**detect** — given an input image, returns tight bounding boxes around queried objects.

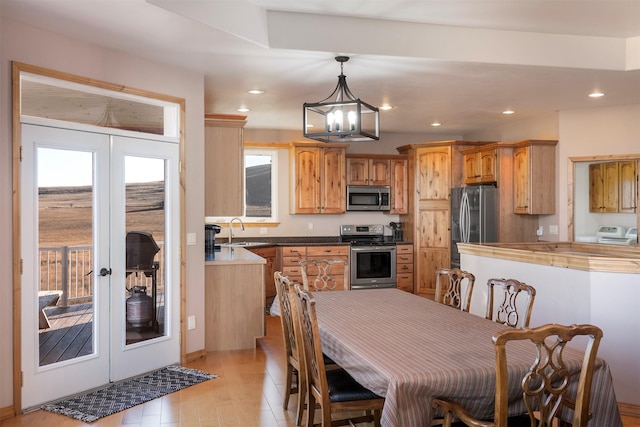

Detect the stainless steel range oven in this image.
[340,224,397,289]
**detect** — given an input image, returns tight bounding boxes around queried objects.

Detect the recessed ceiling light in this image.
[502,110,515,115]
[237,107,250,113]
[248,89,264,95]
[431,122,442,127]
[589,91,605,98]
[380,104,393,111]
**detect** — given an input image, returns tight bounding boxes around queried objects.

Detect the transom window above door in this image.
[20,72,180,138]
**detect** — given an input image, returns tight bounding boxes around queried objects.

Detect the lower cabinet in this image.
[249,246,277,299]
[278,245,350,290]
[396,243,414,292]
[306,246,349,291]
[280,246,307,285]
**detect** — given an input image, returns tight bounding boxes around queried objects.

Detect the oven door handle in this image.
[350,245,397,253]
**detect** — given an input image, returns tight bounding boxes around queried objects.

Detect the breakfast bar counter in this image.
[458,241,640,273]
[457,242,640,410]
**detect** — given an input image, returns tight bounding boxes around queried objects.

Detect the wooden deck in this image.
[39,303,93,366]
[39,298,165,366]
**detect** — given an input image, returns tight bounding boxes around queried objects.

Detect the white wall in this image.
[0,18,206,409]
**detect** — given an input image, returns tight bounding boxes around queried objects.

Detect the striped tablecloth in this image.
[312,288,622,427]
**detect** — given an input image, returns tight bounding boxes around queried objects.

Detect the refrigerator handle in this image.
[478,186,484,243]
[460,190,470,243]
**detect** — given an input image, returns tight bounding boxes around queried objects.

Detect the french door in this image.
[20,124,180,409]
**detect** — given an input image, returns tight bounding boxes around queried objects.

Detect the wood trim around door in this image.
[11,61,187,415]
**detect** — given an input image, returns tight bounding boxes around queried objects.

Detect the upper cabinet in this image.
[513,140,558,215]
[589,160,637,213]
[463,148,497,184]
[290,142,347,214]
[619,161,638,213]
[346,156,391,185]
[204,114,246,217]
[390,158,409,214]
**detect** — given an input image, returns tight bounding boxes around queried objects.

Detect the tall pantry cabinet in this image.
[397,141,484,299]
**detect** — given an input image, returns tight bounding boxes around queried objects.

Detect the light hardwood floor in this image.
[2,315,639,427]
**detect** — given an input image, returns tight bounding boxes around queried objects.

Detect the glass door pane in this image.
[37,147,95,365]
[124,156,166,344]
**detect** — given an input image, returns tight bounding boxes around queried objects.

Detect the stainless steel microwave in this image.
[346,185,391,211]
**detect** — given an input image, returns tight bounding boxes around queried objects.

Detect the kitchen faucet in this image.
[229,217,245,244]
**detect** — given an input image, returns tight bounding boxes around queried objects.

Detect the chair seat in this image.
[326,368,382,402]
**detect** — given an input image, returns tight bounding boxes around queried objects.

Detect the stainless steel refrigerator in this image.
[451,185,499,268]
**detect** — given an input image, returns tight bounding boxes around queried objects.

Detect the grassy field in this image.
[38,181,166,298]
[39,181,166,247]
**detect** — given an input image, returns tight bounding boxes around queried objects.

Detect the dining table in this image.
[311,288,622,427]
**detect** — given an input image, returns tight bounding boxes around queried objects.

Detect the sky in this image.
[38,147,165,187]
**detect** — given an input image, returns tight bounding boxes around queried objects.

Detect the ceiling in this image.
[3,0,640,137]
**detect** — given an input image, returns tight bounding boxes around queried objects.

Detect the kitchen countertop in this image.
[205,246,266,265]
[458,241,640,273]
[219,236,409,247]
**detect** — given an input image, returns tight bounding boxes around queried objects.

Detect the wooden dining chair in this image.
[273,271,306,425]
[485,278,536,328]
[434,268,476,312]
[300,258,350,291]
[291,284,385,427]
[432,323,603,427]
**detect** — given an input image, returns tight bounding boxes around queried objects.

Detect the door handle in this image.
[99,268,112,277]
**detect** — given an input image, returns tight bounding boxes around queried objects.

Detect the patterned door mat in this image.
[41,366,218,422]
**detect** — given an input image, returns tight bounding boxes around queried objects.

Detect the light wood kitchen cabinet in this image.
[290,142,347,214]
[306,245,349,290]
[279,246,306,284]
[277,245,350,290]
[204,114,246,217]
[396,243,414,292]
[463,148,497,184]
[619,160,637,213]
[390,158,409,214]
[346,156,391,185]
[513,140,558,215]
[249,246,277,299]
[589,162,619,213]
[589,160,638,213]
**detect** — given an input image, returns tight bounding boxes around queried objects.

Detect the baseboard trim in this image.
[619,402,640,418]
[186,349,207,363]
[0,405,15,421]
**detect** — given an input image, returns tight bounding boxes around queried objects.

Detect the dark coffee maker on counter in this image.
[205,224,221,259]
[389,222,403,242]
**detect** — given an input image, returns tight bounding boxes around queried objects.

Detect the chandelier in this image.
[303,56,380,142]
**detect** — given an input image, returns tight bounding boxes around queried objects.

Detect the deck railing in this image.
[39,243,165,306]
